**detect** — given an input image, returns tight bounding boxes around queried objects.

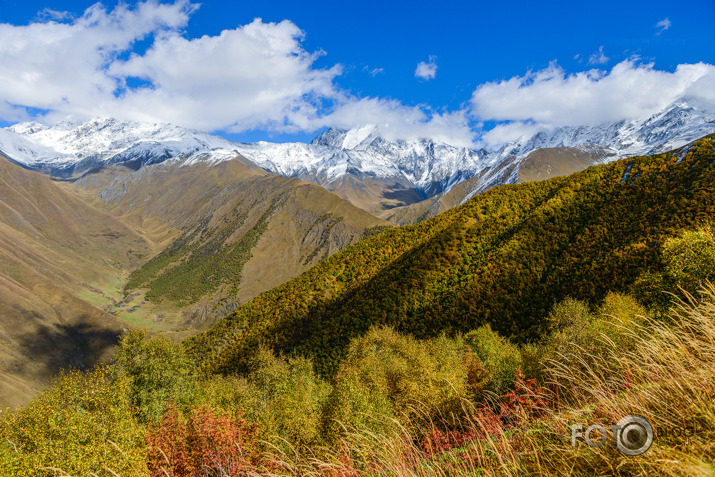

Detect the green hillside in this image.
[190,134,715,376]
[76,158,390,330]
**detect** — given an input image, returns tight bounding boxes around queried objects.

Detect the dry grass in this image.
[252,286,715,476]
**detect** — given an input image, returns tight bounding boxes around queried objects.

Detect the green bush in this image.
[596,292,646,350]
[663,227,715,296]
[465,325,522,395]
[541,294,646,396]
[324,327,478,439]
[197,346,330,448]
[114,330,197,423]
[0,367,146,477]
[633,227,715,313]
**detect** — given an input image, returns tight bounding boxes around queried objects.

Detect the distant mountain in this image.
[234,127,490,216]
[387,98,715,223]
[1,98,713,222]
[190,134,715,377]
[1,118,241,176]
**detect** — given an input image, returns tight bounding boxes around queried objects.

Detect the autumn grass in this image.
[4,286,715,476]
[257,286,715,476]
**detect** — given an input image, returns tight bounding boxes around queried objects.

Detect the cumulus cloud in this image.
[0,1,196,122]
[588,46,609,65]
[471,60,715,146]
[109,17,342,132]
[0,2,473,145]
[317,97,474,147]
[415,56,438,80]
[656,17,671,34]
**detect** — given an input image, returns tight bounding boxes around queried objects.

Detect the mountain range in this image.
[2,97,714,221]
[0,96,714,408]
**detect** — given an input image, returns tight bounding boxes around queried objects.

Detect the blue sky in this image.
[0,0,713,147]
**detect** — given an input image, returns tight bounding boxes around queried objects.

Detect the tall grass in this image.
[4,288,715,476]
[256,286,715,476]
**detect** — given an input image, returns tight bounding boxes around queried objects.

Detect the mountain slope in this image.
[2,98,713,225]
[73,157,391,329]
[189,134,715,376]
[0,154,157,408]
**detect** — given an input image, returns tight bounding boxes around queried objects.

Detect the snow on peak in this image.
[1,117,240,172]
[1,97,713,199]
[341,125,379,149]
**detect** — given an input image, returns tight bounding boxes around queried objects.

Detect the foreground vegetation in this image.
[1,234,714,474]
[2,136,715,475]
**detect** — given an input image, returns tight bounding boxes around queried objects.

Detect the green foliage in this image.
[0,367,146,477]
[541,293,646,390]
[596,291,646,349]
[633,227,715,312]
[465,325,522,395]
[663,227,715,294]
[190,135,715,378]
[324,327,479,438]
[127,204,275,305]
[361,224,392,240]
[197,347,331,448]
[114,330,197,423]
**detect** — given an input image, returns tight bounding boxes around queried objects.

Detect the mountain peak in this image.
[310,125,380,150]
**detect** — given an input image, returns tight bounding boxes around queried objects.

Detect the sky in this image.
[0,0,714,148]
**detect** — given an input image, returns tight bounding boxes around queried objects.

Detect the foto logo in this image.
[571,415,654,456]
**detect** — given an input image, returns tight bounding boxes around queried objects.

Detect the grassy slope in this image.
[0,155,157,408]
[74,157,391,330]
[385,146,605,225]
[190,135,715,376]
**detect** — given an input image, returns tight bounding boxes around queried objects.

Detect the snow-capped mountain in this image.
[234,126,490,196]
[493,98,715,162]
[0,117,241,176]
[1,98,713,217]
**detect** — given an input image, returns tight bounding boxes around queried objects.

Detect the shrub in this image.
[633,227,715,313]
[146,404,260,476]
[324,327,478,439]
[663,227,715,296]
[114,329,197,423]
[465,325,523,395]
[247,347,331,447]
[0,367,146,477]
[197,346,331,448]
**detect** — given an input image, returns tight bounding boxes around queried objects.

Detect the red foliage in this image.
[420,368,548,457]
[146,404,260,476]
[498,368,547,426]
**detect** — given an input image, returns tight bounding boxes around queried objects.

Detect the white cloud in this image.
[363,66,384,76]
[588,46,609,65]
[656,17,671,34]
[0,2,473,145]
[0,1,196,122]
[415,56,438,80]
[109,18,342,132]
[471,60,715,146]
[37,8,75,21]
[317,97,475,147]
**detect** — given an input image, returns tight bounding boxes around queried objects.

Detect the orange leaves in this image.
[146,405,260,477]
